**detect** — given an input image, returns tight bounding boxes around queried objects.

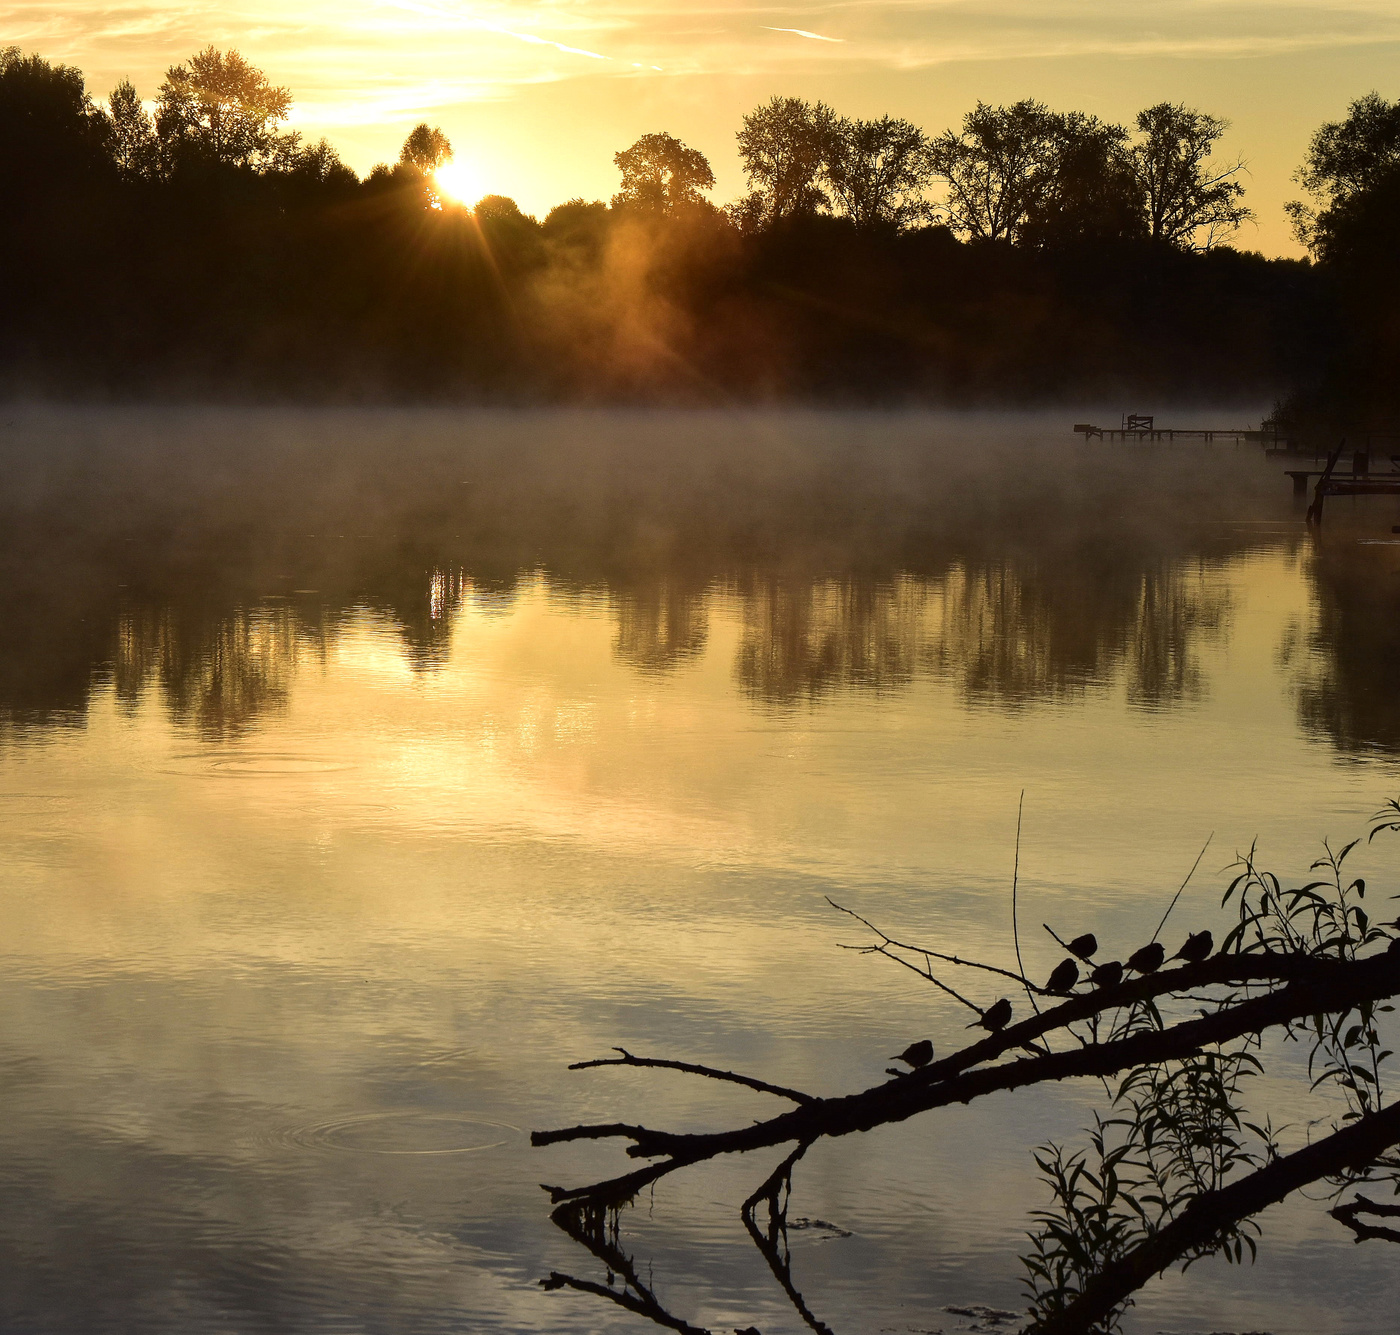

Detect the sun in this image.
[433,161,480,208]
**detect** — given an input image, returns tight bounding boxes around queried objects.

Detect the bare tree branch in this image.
[567,1047,815,1105]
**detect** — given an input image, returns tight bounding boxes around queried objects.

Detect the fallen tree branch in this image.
[534,946,1400,1200]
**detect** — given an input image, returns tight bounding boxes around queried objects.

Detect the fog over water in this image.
[1,408,1399,1334]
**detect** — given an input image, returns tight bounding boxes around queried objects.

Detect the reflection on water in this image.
[1,408,1399,1335]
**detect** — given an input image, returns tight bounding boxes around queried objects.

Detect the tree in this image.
[0,46,111,182]
[1130,103,1252,250]
[611,131,714,215]
[399,122,452,174]
[106,80,156,179]
[733,96,837,228]
[821,115,933,230]
[1020,113,1145,247]
[927,99,1065,243]
[1287,92,1400,260]
[287,137,357,190]
[155,47,297,172]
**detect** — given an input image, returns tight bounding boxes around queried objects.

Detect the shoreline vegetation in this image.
[1,46,1395,417]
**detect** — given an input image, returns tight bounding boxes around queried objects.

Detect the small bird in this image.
[968,997,1013,1032]
[1044,959,1079,994]
[1090,959,1124,988]
[1126,942,1166,974]
[890,1039,934,1068]
[1067,933,1099,961]
[1171,930,1214,964]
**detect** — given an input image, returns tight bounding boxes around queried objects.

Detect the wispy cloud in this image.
[761,26,844,42]
[393,0,610,60]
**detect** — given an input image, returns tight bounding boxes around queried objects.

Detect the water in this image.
[1,407,1398,1334]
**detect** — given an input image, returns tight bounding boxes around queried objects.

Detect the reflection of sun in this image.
[433,162,479,207]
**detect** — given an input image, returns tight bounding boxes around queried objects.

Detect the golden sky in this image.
[10,0,1400,253]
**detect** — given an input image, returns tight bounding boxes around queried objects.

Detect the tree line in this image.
[1,43,1395,407]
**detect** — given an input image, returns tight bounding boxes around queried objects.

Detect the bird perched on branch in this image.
[968,997,1013,1032]
[1090,960,1124,988]
[1126,942,1166,974]
[1044,959,1079,995]
[1067,933,1098,960]
[890,1039,934,1069]
[1171,930,1214,963]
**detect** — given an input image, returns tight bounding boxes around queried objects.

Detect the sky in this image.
[9,0,1400,254]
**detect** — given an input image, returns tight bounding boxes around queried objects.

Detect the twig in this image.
[568,1048,815,1105]
[1152,833,1214,945]
[828,899,1032,991]
[1012,791,1040,1016]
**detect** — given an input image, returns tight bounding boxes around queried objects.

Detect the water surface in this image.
[2,408,1399,1334]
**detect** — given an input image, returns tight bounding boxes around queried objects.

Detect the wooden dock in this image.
[1073,417,1275,445]
[1303,446,1400,525]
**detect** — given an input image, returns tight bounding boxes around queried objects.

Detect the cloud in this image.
[761,26,845,42]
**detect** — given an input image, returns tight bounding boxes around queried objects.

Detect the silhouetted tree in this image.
[542,198,610,253]
[105,79,156,178]
[1021,114,1145,247]
[733,95,836,229]
[821,114,933,230]
[155,46,297,172]
[926,99,1064,242]
[612,131,714,214]
[400,122,452,173]
[0,46,111,182]
[1288,91,1400,264]
[1130,103,1252,249]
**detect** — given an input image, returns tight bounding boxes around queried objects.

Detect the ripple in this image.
[161,752,356,777]
[274,1112,519,1155]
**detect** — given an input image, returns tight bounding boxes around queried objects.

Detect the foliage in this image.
[1021,807,1400,1331]
[1130,103,1253,250]
[733,96,837,228]
[926,99,1064,243]
[612,132,715,214]
[154,46,297,172]
[820,115,933,230]
[400,122,452,174]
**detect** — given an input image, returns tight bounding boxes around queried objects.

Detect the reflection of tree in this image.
[612,581,708,673]
[734,576,925,705]
[1124,565,1231,709]
[377,566,466,672]
[727,561,1230,712]
[1285,549,1400,751]
[114,604,311,738]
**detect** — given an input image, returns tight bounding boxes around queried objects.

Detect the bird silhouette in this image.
[1171,930,1214,963]
[1044,959,1079,994]
[1067,933,1098,960]
[1126,942,1166,974]
[890,1039,934,1068]
[1090,959,1124,988]
[968,997,1013,1031]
